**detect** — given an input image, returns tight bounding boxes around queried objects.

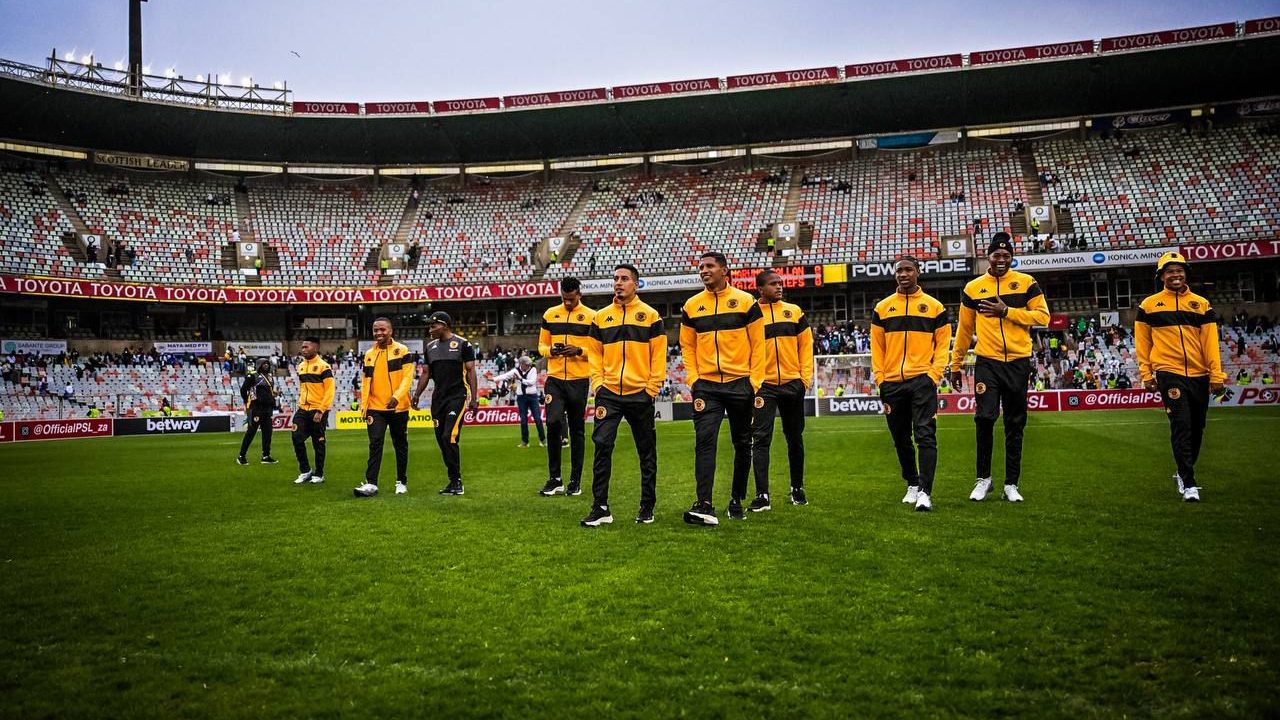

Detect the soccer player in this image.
[750,269,813,510]
[291,337,334,485]
[680,251,766,525]
[237,358,278,465]
[354,317,414,498]
[950,233,1050,502]
[1135,252,1225,502]
[411,311,479,496]
[871,257,951,512]
[538,277,595,497]
[580,264,666,527]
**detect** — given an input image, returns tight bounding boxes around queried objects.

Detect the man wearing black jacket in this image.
[238,358,279,465]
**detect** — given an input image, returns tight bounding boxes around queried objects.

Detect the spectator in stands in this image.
[1263,372,1273,385]
[185,247,195,264]
[63,382,73,400]
[85,237,98,262]
[1236,369,1250,386]
[1029,216,1041,240]
[410,188,420,208]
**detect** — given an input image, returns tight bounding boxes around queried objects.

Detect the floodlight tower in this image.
[127,0,147,96]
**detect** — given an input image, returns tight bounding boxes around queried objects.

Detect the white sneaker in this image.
[1173,473,1184,495]
[969,478,992,501]
[309,475,325,484]
[915,492,932,512]
[1183,486,1200,502]
[294,472,312,485]
[1003,485,1024,502]
[353,483,378,497]
[396,482,407,495]
[902,486,920,504]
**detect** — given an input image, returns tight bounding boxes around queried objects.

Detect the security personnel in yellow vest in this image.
[950,233,1050,503]
[680,251,767,525]
[1135,252,1225,502]
[580,264,667,527]
[871,257,952,512]
[538,276,596,497]
[292,336,334,486]
[749,269,814,511]
[354,317,414,498]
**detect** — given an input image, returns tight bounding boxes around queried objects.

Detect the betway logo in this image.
[828,397,883,414]
[146,418,201,433]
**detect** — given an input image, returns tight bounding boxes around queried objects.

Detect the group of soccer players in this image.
[240,233,1225,519]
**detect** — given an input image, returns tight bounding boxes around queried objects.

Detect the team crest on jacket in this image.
[727,298,738,309]
[883,403,892,415]
[577,313,585,321]
[975,382,987,394]
[1167,387,1182,400]
[449,340,459,349]
[693,398,706,412]
[753,396,765,409]
[635,311,646,321]
[1009,281,1020,290]
[1189,301,1200,310]
[918,303,928,313]
[783,309,792,319]
[544,394,554,405]
[595,406,607,419]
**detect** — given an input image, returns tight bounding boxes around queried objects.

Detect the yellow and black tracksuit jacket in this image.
[1135,288,1225,384]
[361,341,414,413]
[297,355,335,412]
[871,289,952,384]
[539,302,596,381]
[758,300,814,389]
[588,297,668,397]
[951,270,1050,367]
[679,286,766,391]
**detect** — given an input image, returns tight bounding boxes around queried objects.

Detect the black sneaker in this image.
[581,505,613,527]
[566,480,582,496]
[236,456,248,466]
[727,498,746,520]
[790,487,808,506]
[635,505,655,524]
[748,494,772,513]
[539,479,564,496]
[261,456,279,465]
[439,480,465,495]
[683,500,719,526]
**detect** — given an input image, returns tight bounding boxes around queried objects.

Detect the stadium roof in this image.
[2,34,1279,167]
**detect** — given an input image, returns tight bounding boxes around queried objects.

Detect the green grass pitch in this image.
[1,409,1277,719]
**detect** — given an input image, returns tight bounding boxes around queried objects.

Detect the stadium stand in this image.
[0,166,84,279]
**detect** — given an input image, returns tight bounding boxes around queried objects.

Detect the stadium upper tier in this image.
[3,121,1278,286]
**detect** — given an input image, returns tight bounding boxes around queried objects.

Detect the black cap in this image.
[428,311,452,327]
[987,232,1014,256]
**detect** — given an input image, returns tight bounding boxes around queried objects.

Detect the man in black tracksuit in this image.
[238,358,278,465]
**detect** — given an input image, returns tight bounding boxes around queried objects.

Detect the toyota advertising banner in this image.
[114,416,232,436]
[13,418,113,442]
[1100,22,1237,52]
[1179,239,1280,263]
[968,40,1092,66]
[611,78,719,101]
[845,54,962,79]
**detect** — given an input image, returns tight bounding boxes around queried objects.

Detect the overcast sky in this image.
[1,0,1276,101]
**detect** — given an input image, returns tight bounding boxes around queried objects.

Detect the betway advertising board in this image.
[824,389,1165,416]
[1008,247,1176,272]
[114,416,232,435]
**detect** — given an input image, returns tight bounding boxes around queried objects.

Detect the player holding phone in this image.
[537,277,596,497]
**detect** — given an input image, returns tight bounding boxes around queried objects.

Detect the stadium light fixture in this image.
[195,74,204,83]
[64,50,76,61]
[272,81,283,90]
[113,60,125,71]
[241,76,251,87]
[218,73,230,85]
[81,54,92,64]
[165,67,176,79]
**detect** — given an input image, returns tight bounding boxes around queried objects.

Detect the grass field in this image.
[2,408,1278,719]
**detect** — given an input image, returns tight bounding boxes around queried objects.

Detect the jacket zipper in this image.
[899,293,911,381]
[996,276,1008,362]
[713,291,723,382]
[1175,291,1189,376]
[770,303,782,385]
[617,302,628,395]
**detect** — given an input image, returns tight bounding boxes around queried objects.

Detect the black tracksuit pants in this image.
[1157,372,1209,489]
[692,378,754,503]
[973,356,1031,486]
[546,377,589,484]
[751,379,806,495]
[880,374,939,494]
[591,388,657,509]
[239,403,273,458]
[292,409,328,475]
[433,395,467,483]
[365,410,409,485]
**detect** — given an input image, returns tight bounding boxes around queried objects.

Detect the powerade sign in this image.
[114,416,233,435]
[847,258,971,281]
